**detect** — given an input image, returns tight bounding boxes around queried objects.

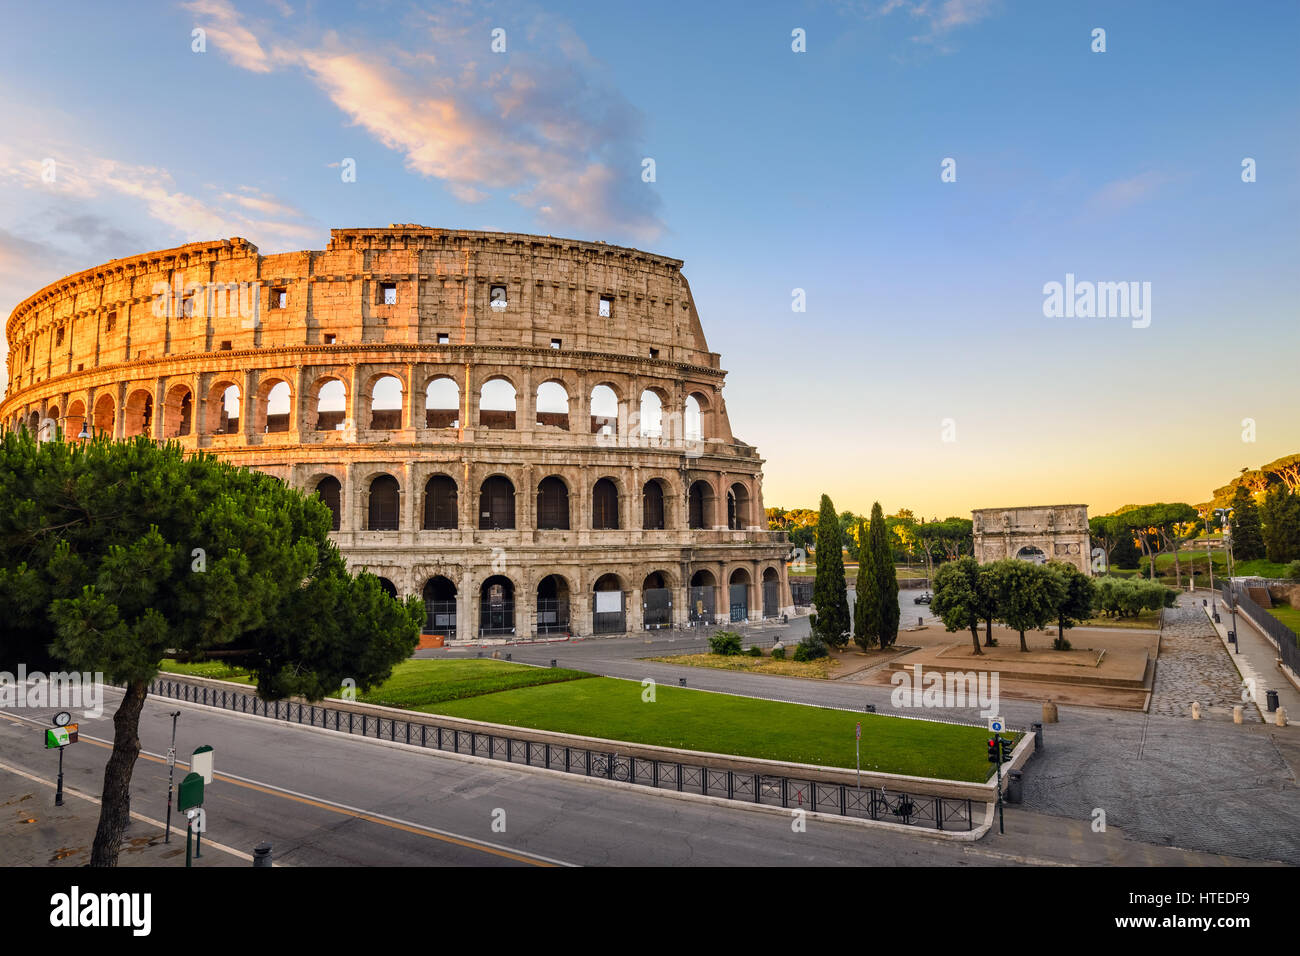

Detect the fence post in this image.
[781,777,788,808]
[754,774,761,803]
[811,782,817,813]
[727,770,734,800]
[937,797,944,830]
[677,763,684,792]
[565,746,571,773]
[840,784,846,816]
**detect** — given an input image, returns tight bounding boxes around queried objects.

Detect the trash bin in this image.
[1006,770,1024,804]
[1266,689,1280,712]
[1031,722,1043,750]
[253,843,273,868]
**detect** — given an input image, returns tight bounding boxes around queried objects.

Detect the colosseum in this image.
[1,225,792,643]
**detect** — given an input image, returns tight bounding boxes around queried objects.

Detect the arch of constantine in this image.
[2,226,793,642]
[971,505,1091,573]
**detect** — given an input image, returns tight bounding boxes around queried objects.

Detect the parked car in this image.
[914,592,932,605]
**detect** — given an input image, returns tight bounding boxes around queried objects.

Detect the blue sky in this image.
[2,0,1297,516]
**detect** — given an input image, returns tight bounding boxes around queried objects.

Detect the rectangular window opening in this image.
[490,285,508,310]
[323,333,337,345]
[599,295,613,317]
[272,288,287,309]
[379,282,397,305]
[550,338,562,349]
[437,332,450,345]
[220,340,232,350]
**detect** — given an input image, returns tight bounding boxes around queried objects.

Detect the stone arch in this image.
[592,476,621,530]
[423,575,457,635]
[162,383,194,438]
[207,379,241,434]
[66,399,87,439]
[123,388,154,437]
[592,572,627,634]
[92,393,115,437]
[254,377,293,434]
[307,376,347,432]
[537,475,570,530]
[685,392,709,441]
[638,387,667,439]
[376,577,398,598]
[689,479,716,529]
[479,376,517,430]
[535,380,570,430]
[589,383,619,435]
[536,573,571,634]
[367,473,401,531]
[480,574,516,635]
[642,477,667,530]
[424,375,460,429]
[727,566,752,622]
[1015,546,1047,565]
[423,474,459,529]
[479,474,516,529]
[761,566,782,618]
[727,481,753,530]
[367,373,404,430]
[313,475,342,530]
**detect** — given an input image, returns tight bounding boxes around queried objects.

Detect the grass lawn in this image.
[644,652,837,679]
[1265,600,1300,642]
[430,676,1003,781]
[1077,611,1162,630]
[158,658,592,707]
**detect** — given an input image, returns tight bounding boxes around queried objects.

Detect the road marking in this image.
[0,709,571,867]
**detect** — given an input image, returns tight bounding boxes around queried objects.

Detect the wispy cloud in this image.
[839,0,1001,49]
[186,1,665,242]
[1084,171,1171,216]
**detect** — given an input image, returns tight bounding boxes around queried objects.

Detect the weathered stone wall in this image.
[3,227,791,638]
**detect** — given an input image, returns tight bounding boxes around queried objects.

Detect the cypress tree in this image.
[870,502,901,649]
[854,517,879,649]
[812,493,850,646]
[1230,484,1265,562]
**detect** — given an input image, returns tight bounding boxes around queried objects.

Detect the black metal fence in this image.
[791,580,813,607]
[1223,582,1300,675]
[147,677,975,831]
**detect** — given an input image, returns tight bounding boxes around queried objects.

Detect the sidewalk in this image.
[0,760,248,867]
[1193,588,1300,721]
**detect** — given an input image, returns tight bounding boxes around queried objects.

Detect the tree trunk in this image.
[90,678,149,867]
[969,624,982,655]
[1019,629,1028,652]
[984,617,994,646]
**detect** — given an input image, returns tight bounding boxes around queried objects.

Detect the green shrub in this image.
[708,631,743,656]
[771,647,786,660]
[793,634,828,662]
[747,645,763,658]
[1287,559,1300,581]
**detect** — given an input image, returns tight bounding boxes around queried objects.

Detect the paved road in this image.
[0,685,1271,867]
[422,590,1300,865]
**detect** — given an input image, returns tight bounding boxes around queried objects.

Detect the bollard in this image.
[864,704,876,713]
[917,616,923,627]
[679,677,687,687]
[1265,689,1280,712]
[505,653,512,661]
[1276,707,1288,728]
[253,843,272,868]
[1041,701,1058,724]
[1031,721,1043,750]
[1191,701,1201,720]
[1202,599,1207,607]
[550,659,557,668]
[1233,705,1243,724]
[1006,770,1024,804]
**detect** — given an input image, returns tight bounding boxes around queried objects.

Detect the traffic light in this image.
[987,738,999,763]
[999,738,1014,763]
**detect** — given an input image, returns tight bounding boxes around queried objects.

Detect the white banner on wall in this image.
[595,590,622,614]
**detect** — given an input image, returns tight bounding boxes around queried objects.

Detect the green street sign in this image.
[44,724,79,748]
[177,771,204,811]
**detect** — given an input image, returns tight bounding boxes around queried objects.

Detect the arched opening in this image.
[423,475,458,530]
[370,375,403,430]
[535,381,570,430]
[27,410,39,433]
[689,569,716,624]
[642,479,666,530]
[1015,546,1047,565]
[314,476,342,530]
[367,474,400,531]
[206,381,240,434]
[728,482,752,530]
[261,380,292,433]
[92,394,115,437]
[590,384,618,435]
[423,576,457,638]
[728,568,751,623]
[592,478,620,530]
[537,574,570,634]
[124,389,154,437]
[592,573,626,634]
[762,567,781,619]
[162,384,193,438]
[642,571,673,629]
[66,399,87,439]
[638,389,663,439]
[479,378,516,430]
[478,476,515,530]
[689,480,713,529]
[480,576,515,636]
[685,393,705,441]
[377,577,398,599]
[425,377,459,429]
[536,476,570,530]
[313,379,347,431]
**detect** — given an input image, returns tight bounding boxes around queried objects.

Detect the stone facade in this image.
[971,505,1090,573]
[2,226,792,639]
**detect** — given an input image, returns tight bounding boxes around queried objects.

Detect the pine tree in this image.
[870,502,901,649]
[1263,486,1300,564]
[811,493,850,646]
[854,517,879,649]
[1230,484,1265,562]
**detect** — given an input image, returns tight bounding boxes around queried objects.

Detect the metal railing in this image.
[1223,581,1300,674]
[147,676,976,831]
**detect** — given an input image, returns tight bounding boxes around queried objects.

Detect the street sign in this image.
[44,724,79,748]
[855,722,861,740]
[191,745,214,784]
[177,772,204,812]
[987,717,1005,733]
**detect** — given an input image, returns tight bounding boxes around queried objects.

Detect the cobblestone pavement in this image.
[1150,596,1261,722]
